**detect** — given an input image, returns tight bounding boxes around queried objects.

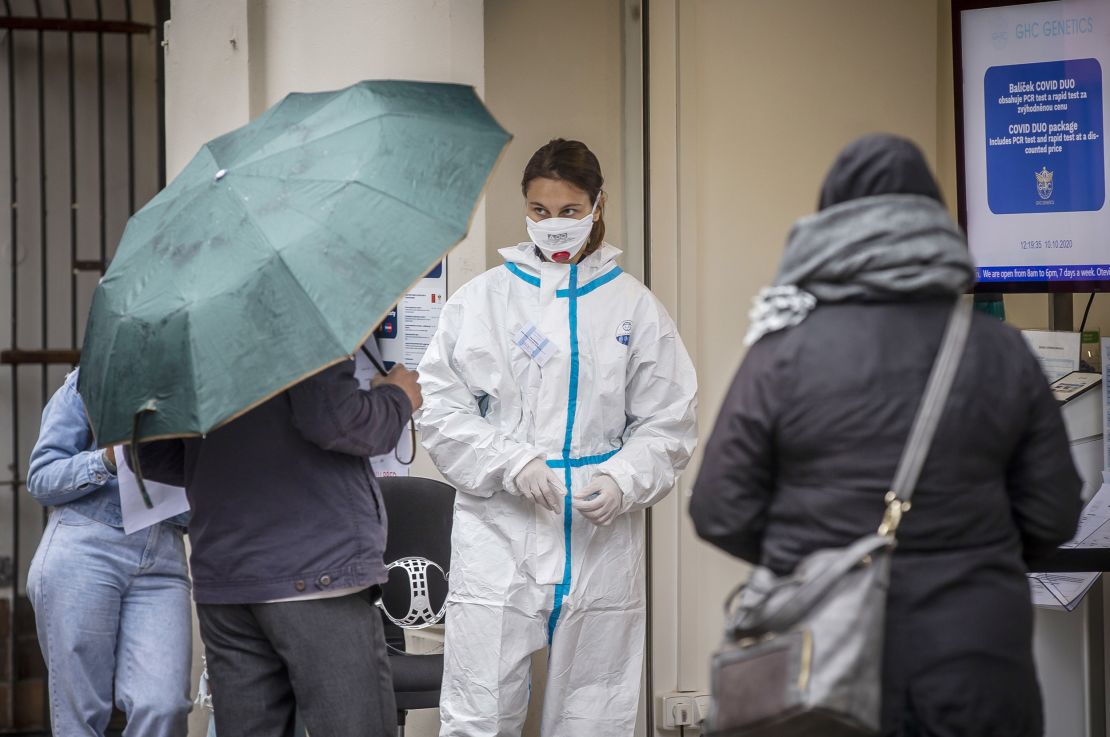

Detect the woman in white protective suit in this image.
[417,138,698,736]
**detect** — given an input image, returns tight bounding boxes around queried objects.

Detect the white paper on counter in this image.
[1029,572,1100,611]
[1022,330,1081,383]
[1061,474,1110,550]
[1028,472,1110,610]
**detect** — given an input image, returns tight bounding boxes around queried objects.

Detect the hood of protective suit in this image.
[500,241,623,276]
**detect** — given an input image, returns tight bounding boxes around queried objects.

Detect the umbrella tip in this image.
[215,169,228,181]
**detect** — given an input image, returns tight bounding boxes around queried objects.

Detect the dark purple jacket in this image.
[139,360,412,605]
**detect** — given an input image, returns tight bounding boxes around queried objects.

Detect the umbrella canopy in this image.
[79,80,510,447]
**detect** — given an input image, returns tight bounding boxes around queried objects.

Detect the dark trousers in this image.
[198,588,397,737]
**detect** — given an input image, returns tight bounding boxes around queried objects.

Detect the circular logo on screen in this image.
[1036,166,1054,201]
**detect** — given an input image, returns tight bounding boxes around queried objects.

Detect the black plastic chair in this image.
[378,476,455,737]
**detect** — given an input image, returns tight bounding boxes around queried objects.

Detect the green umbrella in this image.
[79,80,510,453]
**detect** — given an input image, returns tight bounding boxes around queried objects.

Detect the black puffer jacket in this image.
[691,298,1081,736]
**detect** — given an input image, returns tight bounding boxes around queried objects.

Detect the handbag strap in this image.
[879,297,972,537]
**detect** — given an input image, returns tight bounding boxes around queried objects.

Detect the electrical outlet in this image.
[661,694,696,728]
[694,694,711,723]
[659,691,712,729]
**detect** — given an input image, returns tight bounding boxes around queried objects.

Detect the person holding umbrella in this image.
[87,80,509,737]
[140,360,421,736]
[418,138,698,736]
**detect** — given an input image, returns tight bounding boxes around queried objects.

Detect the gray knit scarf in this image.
[744,194,975,346]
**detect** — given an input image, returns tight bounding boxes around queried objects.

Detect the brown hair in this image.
[521,139,606,257]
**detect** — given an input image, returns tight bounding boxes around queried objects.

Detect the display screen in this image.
[956,0,1110,291]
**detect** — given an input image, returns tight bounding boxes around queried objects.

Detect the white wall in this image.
[165,0,486,294]
[483,0,632,274]
[162,2,485,734]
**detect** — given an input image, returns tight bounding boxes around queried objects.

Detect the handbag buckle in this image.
[877,491,911,537]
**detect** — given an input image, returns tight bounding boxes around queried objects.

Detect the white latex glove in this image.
[513,458,565,513]
[572,474,622,526]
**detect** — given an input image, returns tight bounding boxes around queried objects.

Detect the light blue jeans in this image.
[27,506,193,736]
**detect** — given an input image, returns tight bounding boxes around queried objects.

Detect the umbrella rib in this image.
[110,176,224,272]
[225,110,502,173]
[228,187,353,356]
[124,146,222,228]
[181,307,201,431]
[200,98,299,170]
[230,184,372,253]
[229,173,465,235]
[202,89,353,169]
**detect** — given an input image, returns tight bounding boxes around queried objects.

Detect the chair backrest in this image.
[378,476,455,631]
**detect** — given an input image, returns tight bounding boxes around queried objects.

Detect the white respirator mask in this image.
[525,195,600,263]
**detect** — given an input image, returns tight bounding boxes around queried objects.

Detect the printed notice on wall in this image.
[377,262,447,370]
[357,262,448,478]
[1022,329,1081,382]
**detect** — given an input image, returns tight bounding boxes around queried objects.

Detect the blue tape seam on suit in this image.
[549,263,579,643]
[505,263,623,295]
[546,449,620,469]
[503,262,624,642]
[505,262,541,287]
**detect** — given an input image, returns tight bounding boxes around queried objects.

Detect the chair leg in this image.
[397,709,406,737]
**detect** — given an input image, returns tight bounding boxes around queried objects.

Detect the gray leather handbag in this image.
[706,298,972,737]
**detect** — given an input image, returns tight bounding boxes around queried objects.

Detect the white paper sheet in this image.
[1063,474,1110,550]
[512,323,558,367]
[1029,473,1110,610]
[1029,572,1101,611]
[116,447,190,535]
[1022,330,1081,383]
[401,287,446,369]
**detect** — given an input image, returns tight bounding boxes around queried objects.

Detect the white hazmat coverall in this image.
[417,243,698,736]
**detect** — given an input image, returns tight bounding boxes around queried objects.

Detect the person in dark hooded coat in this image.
[690,134,1082,737]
